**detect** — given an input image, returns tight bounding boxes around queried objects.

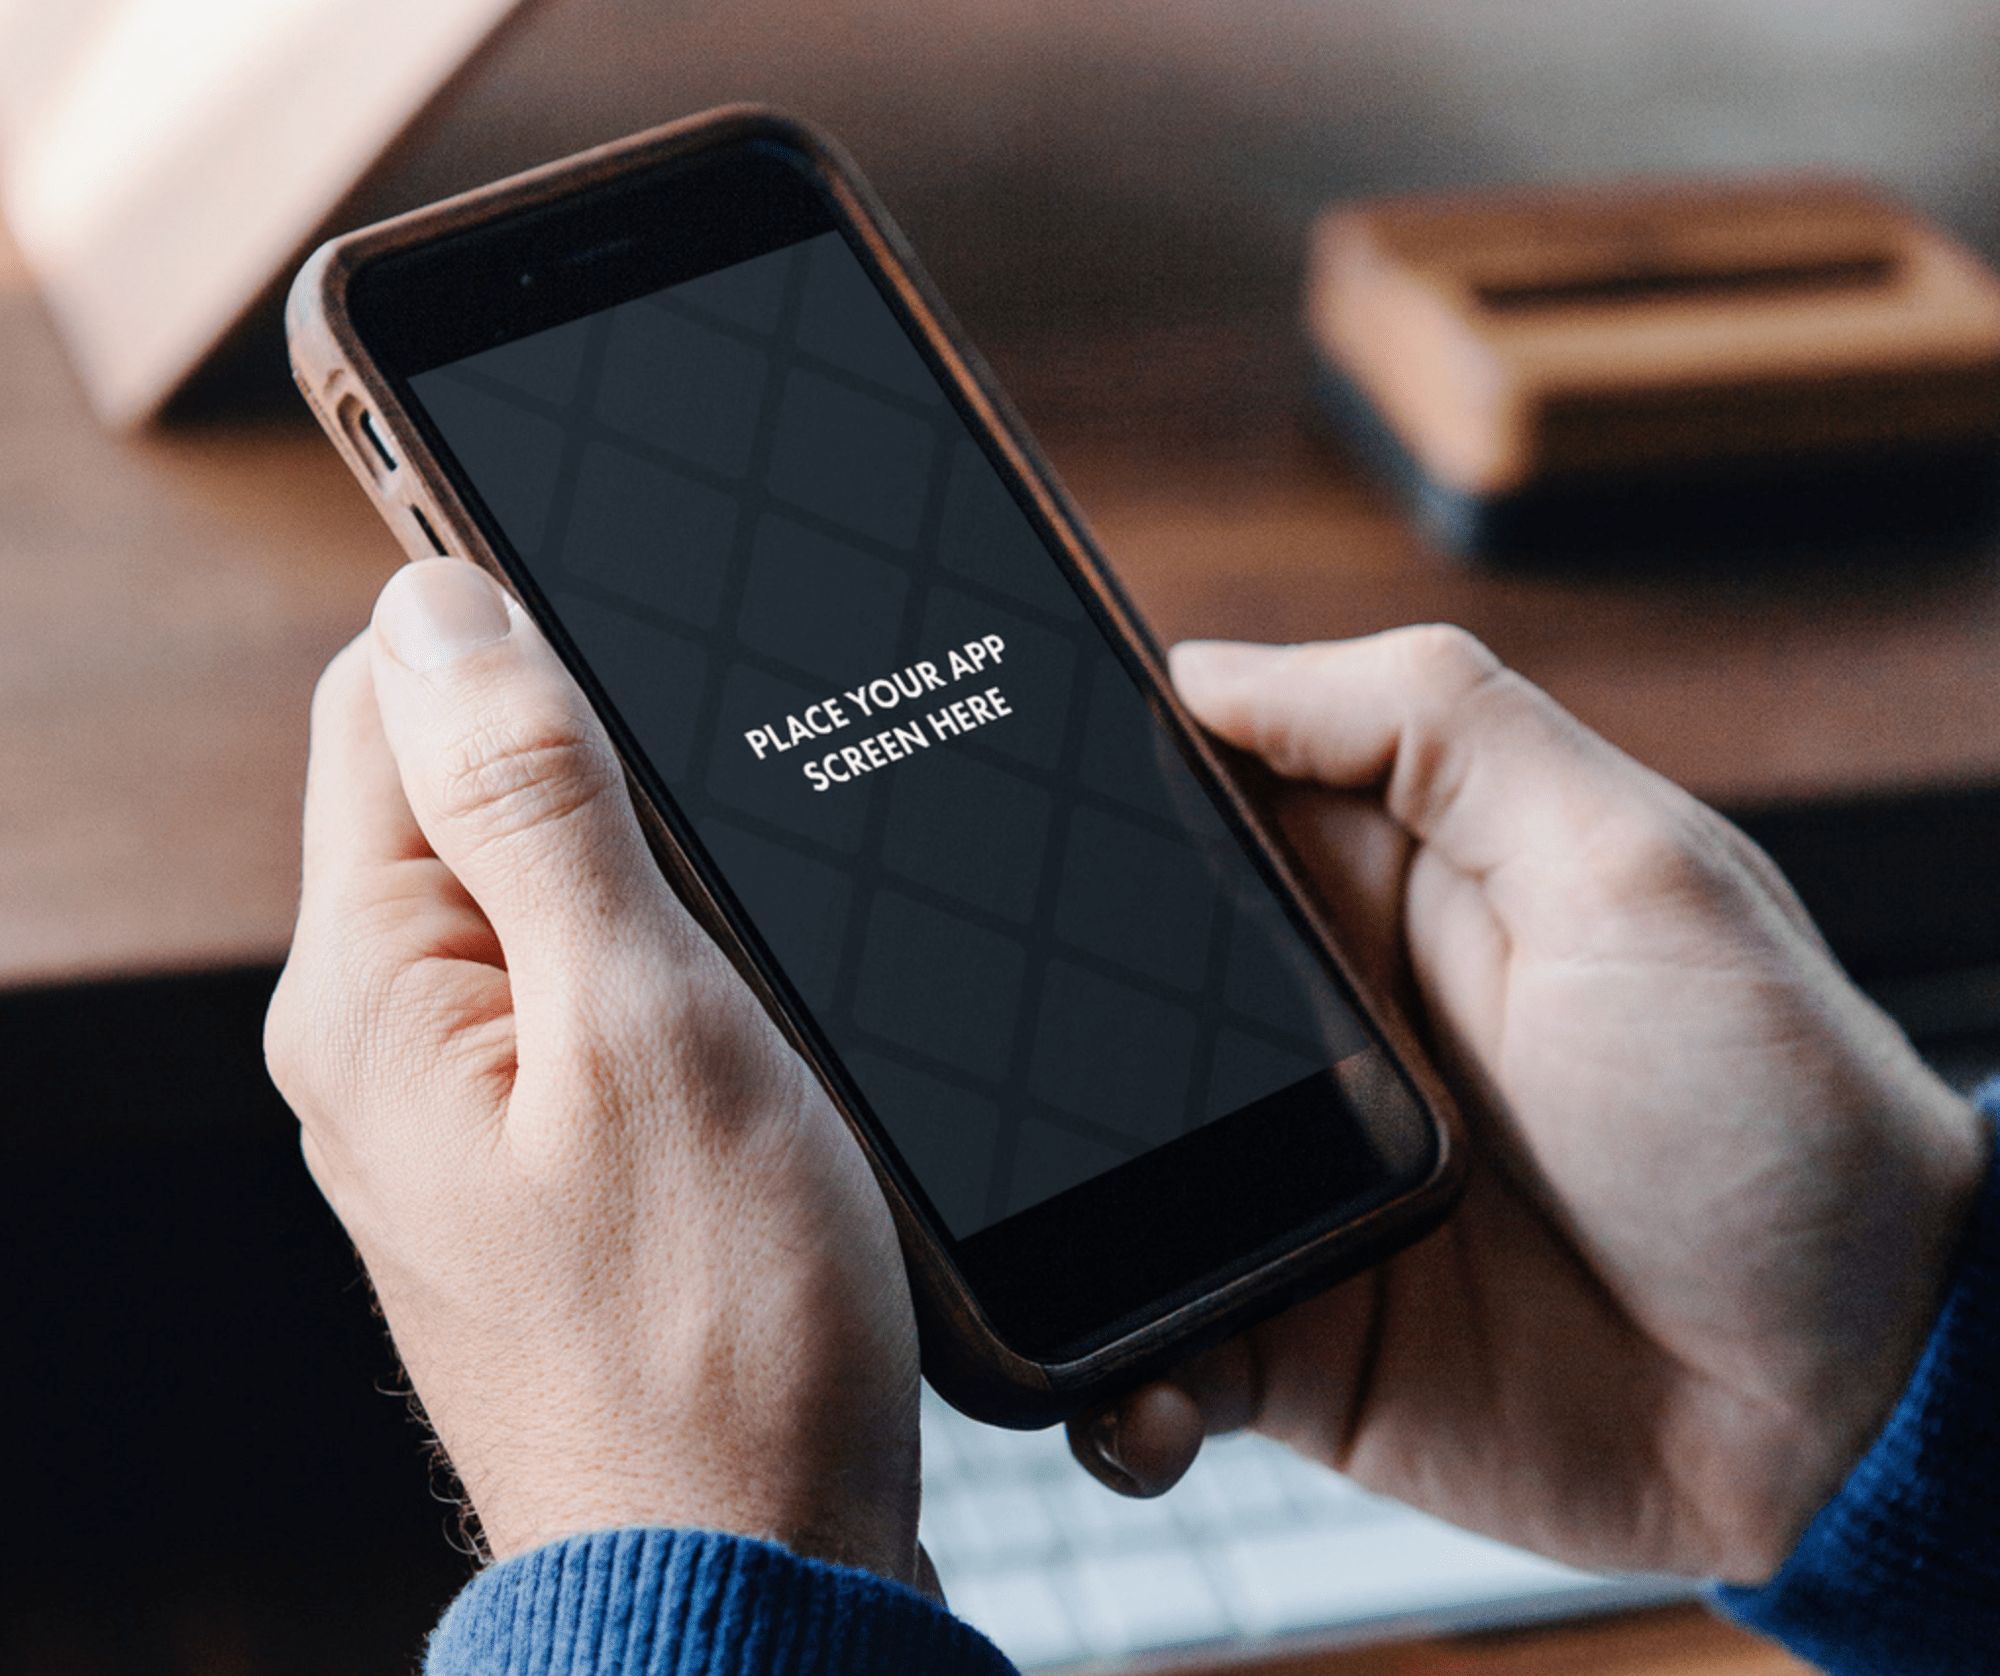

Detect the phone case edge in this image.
[282,103,1468,1430]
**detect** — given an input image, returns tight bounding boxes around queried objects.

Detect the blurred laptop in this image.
[921,783,2000,1670]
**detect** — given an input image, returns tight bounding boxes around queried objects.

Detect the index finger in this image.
[1168,627,1826,961]
[1169,628,1643,876]
[292,632,499,969]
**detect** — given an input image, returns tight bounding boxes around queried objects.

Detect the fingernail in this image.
[1167,640,1221,677]
[375,560,512,674]
[1169,639,1275,679]
[1087,1409,1136,1492]
[1167,640,1249,693]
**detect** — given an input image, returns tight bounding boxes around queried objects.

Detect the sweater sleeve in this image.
[1712,1092,2000,1673]
[424,1527,1018,1676]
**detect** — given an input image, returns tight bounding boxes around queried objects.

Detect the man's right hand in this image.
[1074,626,1986,1586]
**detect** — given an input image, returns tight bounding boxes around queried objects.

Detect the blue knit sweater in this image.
[426,1526,1015,1674]
[1713,1094,2000,1670]
[429,1115,2000,1676]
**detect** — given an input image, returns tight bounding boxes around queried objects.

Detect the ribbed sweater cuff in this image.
[426,1527,1017,1676]
[1713,1094,2000,1672]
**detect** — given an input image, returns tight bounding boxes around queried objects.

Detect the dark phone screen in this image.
[369,140,1430,1352]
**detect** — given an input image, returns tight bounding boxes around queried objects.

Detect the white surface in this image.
[920,1387,1691,1669]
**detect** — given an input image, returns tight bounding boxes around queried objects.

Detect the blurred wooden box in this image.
[1307,178,2000,552]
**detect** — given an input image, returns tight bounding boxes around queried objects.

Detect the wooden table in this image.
[1174,1603,1807,1676]
[12,263,2000,989]
[9,0,2000,1002]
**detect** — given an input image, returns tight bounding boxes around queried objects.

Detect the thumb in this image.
[368,559,681,987]
[1168,627,1672,889]
[1170,628,1830,973]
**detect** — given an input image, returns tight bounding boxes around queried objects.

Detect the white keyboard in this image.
[919,1387,1694,1669]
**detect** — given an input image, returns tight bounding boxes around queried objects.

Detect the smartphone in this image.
[287,106,1463,1427]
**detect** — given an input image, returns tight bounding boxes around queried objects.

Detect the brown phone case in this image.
[285,105,1465,1427]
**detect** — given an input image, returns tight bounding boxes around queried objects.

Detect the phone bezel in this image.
[291,107,1465,1423]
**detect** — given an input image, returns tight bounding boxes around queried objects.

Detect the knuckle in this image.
[428,708,621,849]
[263,947,372,1117]
[262,968,312,1101]
[1378,628,1512,817]
[306,642,369,741]
[1583,801,1693,886]
[264,920,423,1106]
[1576,793,1735,914]
[1384,623,1503,700]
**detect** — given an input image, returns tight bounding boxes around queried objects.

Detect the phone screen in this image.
[358,140,1434,1356]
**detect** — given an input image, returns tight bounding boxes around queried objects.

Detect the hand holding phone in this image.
[268,562,926,1576]
[286,107,1462,1424]
[1073,632,1984,1581]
